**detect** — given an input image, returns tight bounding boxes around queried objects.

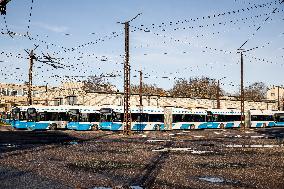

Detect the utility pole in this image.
[139,69,143,131]
[45,84,48,106]
[28,50,36,105]
[139,69,143,107]
[25,45,63,106]
[118,13,141,135]
[236,49,245,127]
[278,86,280,110]
[123,21,131,135]
[216,77,226,109]
[216,80,220,109]
[240,51,245,127]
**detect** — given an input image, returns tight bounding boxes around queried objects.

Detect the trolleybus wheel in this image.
[91,124,99,131]
[220,123,225,129]
[49,123,57,130]
[190,124,196,130]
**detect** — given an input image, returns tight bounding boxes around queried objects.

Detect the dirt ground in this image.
[0,125,284,189]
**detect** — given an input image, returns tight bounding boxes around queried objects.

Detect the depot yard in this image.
[0,126,284,189]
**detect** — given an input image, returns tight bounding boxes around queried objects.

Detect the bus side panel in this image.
[69,122,92,131]
[11,120,28,129]
[204,122,220,129]
[173,122,205,130]
[131,122,147,131]
[250,121,271,128]
[225,121,241,128]
[274,122,284,127]
[99,122,113,130]
[77,122,92,130]
[99,122,123,131]
[27,121,49,130]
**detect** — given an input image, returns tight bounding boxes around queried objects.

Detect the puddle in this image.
[139,134,147,137]
[191,150,213,154]
[214,132,221,135]
[193,135,205,138]
[250,135,265,138]
[92,187,143,189]
[147,139,171,142]
[69,160,143,172]
[226,144,283,148]
[245,131,253,133]
[176,132,185,135]
[152,147,191,152]
[197,162,251,169]
[198,176,243,186]
[199,176,224,183]
[63,141,79,145]
[234,135,242,138]
[152,147,213,155]
[0,143,19,148]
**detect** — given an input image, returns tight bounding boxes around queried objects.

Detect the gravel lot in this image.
[0,126,284,189]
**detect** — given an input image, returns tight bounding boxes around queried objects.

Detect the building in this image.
[0,83,47,111]
[0,82,280,112]
[266,86,284,110]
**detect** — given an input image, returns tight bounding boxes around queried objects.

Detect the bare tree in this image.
[82,75,115,92]
[131,83,166,96]
[241,82,268,101]
[170,77,224,98]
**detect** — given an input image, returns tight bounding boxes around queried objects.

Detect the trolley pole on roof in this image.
[118,13,141,135]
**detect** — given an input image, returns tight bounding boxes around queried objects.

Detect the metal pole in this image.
[123,22,131,135]
[139,69,143,131]
[28,50,34,105]
[139,69,143,107]
[278,86,280,110]
[217,80,220,109]
[240,52,245,127]
[45,84,48,106]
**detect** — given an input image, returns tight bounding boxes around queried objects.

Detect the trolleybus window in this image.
[274,113,284,122]
[173,114,206,123]
[149,114,164,122]
[251,115,274,121]
[12,108,20,120]
[89,113,100,122]
[68,109,80,122]
[131,113,148,122]
[27,108,37,122]
[100,108,121,122]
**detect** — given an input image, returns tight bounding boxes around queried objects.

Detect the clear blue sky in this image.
[0,0,283,94]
